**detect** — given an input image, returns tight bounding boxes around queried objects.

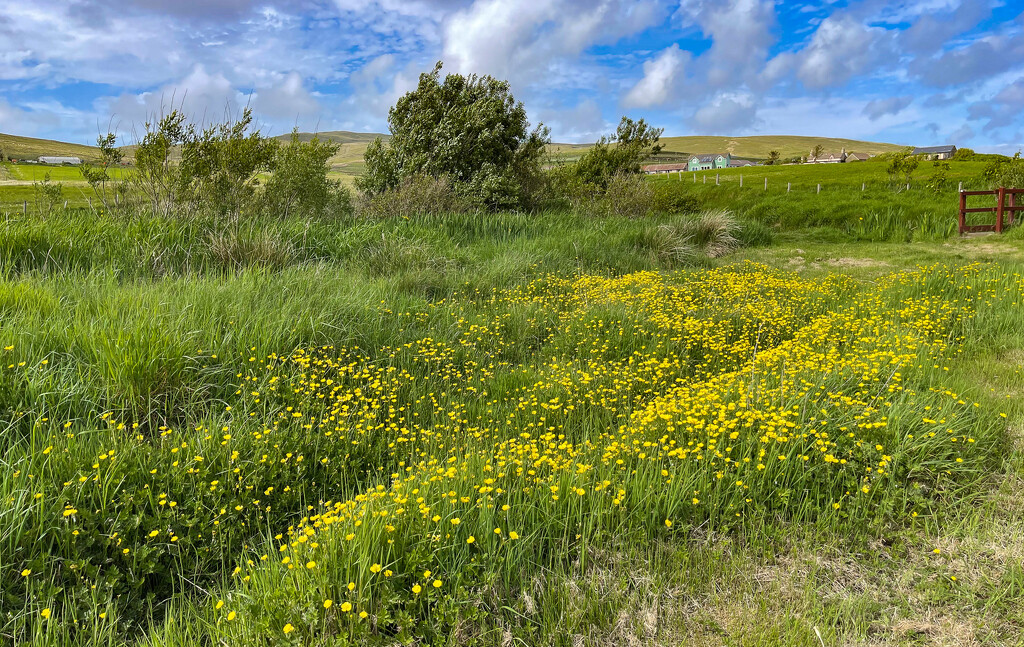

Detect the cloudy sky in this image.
[1,0,1022,152]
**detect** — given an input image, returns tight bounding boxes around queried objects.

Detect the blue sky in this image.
[1,0,1022,152]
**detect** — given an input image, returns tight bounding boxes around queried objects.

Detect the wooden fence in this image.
[958,187,1024,234]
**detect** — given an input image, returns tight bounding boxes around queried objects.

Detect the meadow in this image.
[1,186,1023,645]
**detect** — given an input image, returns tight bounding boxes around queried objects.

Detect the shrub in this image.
[651,181,701,214]
[593,173,654,219]
[357,174,475,219]
[570,117,663,189]
[984,152,1024,188]
[357,62,549,211]
[262,131,353,219]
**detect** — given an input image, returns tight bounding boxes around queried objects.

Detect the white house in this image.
[38,156,82,165]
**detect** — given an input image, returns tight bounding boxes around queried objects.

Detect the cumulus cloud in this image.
[442,0,663,86]
[96,65,242,132]
[692,93,757,133]
[899,0,992,54]
[909,33,1024,87]
[252,72,321,121]
[863,95,913,120]
[967,76,1024,132]
[793,15,895,89]
[676,0,778,88]
[623,45,688,108]
[537,99,610,143]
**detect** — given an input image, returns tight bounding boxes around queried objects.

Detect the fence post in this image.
[906,183,911,191]
[693,173,696,183]
[23,200,27,215]
[861,182,865,192]
[703,175,706,184]
[63,200,68,209]
[716,174,719,186]
[787,182,791,193]
[740,174,743,187]
[764,177,767,191]
[958,190,966,234]
[817,183,821,194]
[958,181,963,193]
[997,186,1005,234]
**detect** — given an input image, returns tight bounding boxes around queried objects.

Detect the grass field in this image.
[0,194,1023,645]
[0,134,101,163]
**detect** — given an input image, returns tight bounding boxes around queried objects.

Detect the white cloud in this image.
[794,15,894,89]
[252,72,321,121]
[692,92,757,133]
[537,98,610,142]
[442,0,663,86]
[676,0,778,88]
[863,95,913,120]
[623,45,688,108]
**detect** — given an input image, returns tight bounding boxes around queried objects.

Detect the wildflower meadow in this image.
[3,252,1020,645]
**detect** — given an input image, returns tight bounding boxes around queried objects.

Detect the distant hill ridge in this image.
[2,131,907,167]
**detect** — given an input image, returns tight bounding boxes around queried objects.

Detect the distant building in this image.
[38,156,82,165]
[688,153,731,171]
[728,159,757,167]
[912,145,957,160]
[642,163,690,175]
[845,152,872,162]
[807,148,847,164]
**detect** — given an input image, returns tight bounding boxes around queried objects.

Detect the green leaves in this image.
[358,62,549,211]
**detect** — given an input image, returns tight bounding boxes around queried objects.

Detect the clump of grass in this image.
[207,227,295,270]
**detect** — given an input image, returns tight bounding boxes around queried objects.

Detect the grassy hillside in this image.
[658,135,906,160]
[271,130,388,145]
[547,135,907,165]
[0,133,100,162]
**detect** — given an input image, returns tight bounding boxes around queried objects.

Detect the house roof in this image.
[642,163,690,172]
[847,152,871,161]
[912,145,956,154]
[728,159,756,167]
[690,153,727,163]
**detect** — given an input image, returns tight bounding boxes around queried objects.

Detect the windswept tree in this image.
[357,62,550,210]
[571,117,664,188]
[766,150,781,165]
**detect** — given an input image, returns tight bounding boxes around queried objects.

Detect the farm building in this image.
[688,153,730,171]
[38,156,82,165]
[807,148,847,164]
[642,163,690,175]
[728,159,757,167]
[846,152,871,162]
[912,145,956,160]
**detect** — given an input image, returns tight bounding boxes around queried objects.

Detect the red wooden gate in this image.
[959,187,1024,234]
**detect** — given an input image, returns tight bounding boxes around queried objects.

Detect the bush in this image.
[651,181,702,214]
[984,153,1024,188]
[262,131,353,219]
[357,174,475,219]
[593,173,654,219]
[357,62,549,211]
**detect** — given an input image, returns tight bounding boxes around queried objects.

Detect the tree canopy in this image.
[357,62,550,210]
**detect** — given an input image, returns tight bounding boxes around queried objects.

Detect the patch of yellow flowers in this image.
[16,262,1016,638]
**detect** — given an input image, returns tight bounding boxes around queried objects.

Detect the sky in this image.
[0,0,1022,153]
